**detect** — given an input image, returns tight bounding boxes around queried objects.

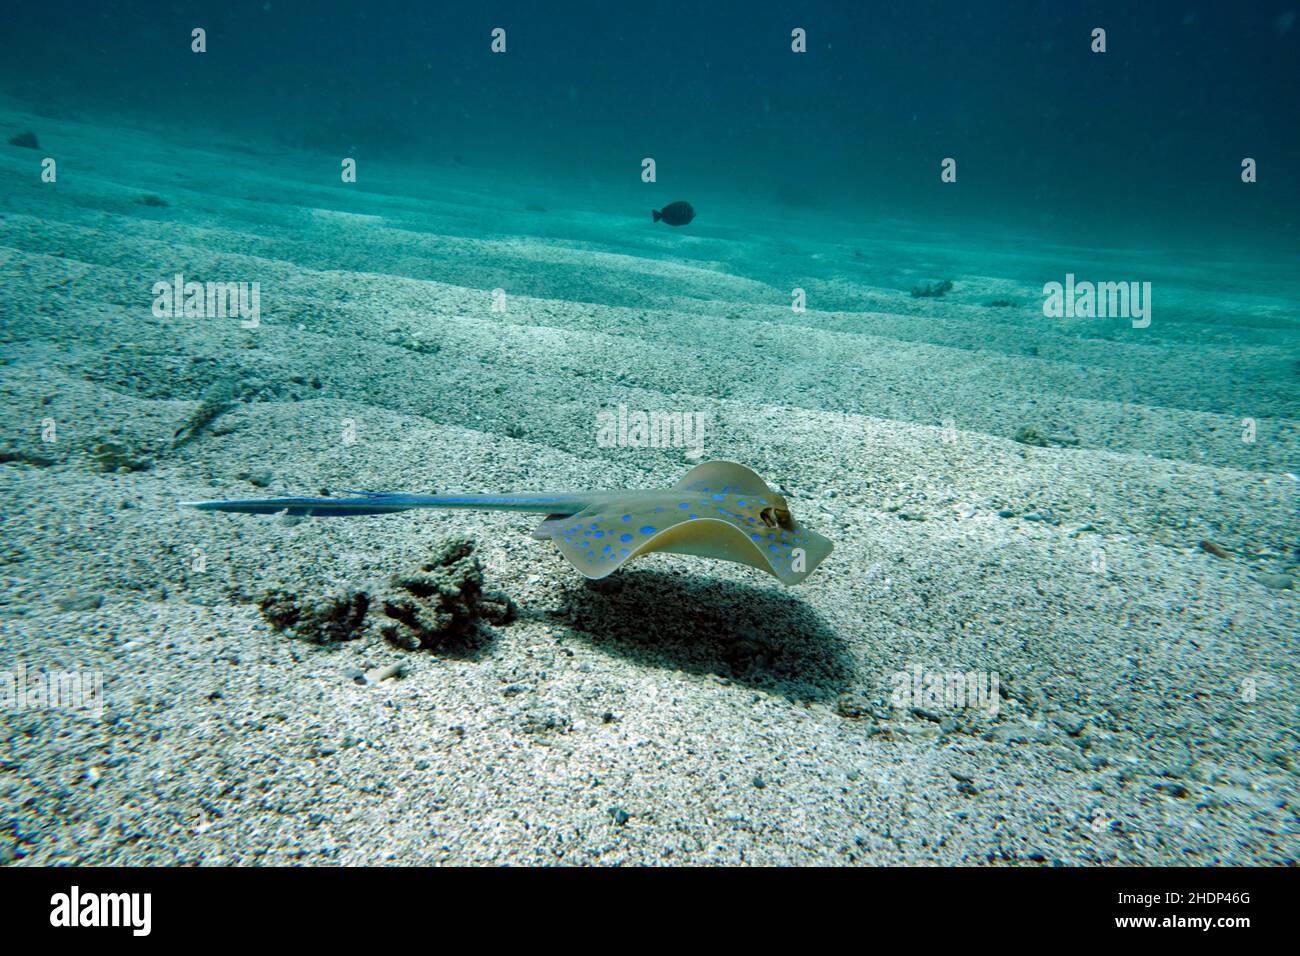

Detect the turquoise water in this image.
[1,0,1297,471]
[3,1,1298,241]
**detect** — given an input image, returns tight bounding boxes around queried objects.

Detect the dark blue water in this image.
[3,0,1297,250]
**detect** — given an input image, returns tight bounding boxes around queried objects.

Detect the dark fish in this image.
[652,201,695,226]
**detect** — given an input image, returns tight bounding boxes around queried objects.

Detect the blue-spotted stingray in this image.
[184,460,832,585]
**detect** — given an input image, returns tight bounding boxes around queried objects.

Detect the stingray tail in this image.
[182,491,589,517]
[652,208,662,223]
[182,492,435,517]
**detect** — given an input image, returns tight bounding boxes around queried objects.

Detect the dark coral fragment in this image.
[92,440,153,473]
[378,537,516,650]
[910,279,954,298]
[258,588,370,644]
[1012,426,1079,449]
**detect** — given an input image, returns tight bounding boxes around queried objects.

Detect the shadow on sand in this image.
[534,569,855,704]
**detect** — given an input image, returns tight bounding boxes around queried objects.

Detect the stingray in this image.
[183,460,833,585]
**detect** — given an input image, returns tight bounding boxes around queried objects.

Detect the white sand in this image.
[1,101,1296,865]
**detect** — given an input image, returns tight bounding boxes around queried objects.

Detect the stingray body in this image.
[184,461,832,585]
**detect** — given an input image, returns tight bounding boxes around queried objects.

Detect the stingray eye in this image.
[774,507,795,530]
[759,507,778,528]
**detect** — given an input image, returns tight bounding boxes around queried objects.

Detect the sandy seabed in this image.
[1,101,1296,865]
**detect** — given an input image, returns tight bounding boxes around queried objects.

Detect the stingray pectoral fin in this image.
[648,519,832,585]
[671,460,774,495]
[540,506,649,579]
[779,525,834,585]
[531,514,575,541]
[541,505,831,585]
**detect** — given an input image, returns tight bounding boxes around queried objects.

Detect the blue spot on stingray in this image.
[654,506,664,513]
[679,502,689,509]
[603,544,612,552]
[583,530,592,537]
[769,544,779,553]
[689,513,699,520]
[712,493,725,501]
[594,530,604,538]
[620,533,633,543]
[751,533,762,542]
[639,525,656,535]
[737,499,747,507]
[620,548,629,557]
[621,514,631,522]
